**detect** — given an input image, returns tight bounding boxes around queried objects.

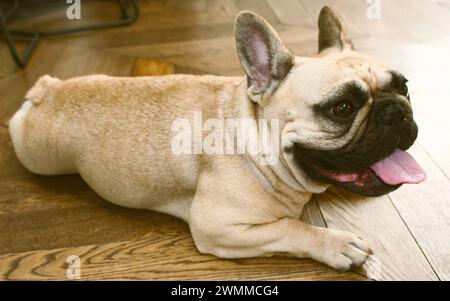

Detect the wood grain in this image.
[316,188,438,280]
[389,143,450,280]
[0,236,364,280]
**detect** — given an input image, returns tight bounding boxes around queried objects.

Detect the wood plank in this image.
[0,44,20,78]
[0,237,364,280]
[381,0,449,44]
[406,0,450,36]
[61,22,235,49]
[300,198,327,228]
[403,48,450,177]
[389,143,450,280]
[316,187,438,280]
[50,12,236,50]
[267,0,314,26]
[166,0,240,17]
[232,0,279,25]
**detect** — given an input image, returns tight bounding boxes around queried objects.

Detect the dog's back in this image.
[9,74,241,218]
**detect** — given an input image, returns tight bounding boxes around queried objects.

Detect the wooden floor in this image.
[1,0,450,280]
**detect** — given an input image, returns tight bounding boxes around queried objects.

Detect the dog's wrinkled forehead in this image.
[284,52,393,107]
[336,54,392,92]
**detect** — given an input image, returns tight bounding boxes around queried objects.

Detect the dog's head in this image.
[234,6,426,196]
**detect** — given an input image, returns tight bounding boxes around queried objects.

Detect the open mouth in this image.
[297,148,427,196]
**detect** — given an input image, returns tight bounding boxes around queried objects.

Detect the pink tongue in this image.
[370,149,427,185]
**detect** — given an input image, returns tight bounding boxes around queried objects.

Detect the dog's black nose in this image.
[376,101,406,125]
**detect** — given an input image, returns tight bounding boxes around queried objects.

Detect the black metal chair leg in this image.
[0,5,39,68]
[0,0,140,68]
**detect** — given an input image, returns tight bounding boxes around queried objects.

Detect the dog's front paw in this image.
[313,229,372,271]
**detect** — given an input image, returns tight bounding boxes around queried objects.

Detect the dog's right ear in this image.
[318,6,353,53]
[234,11,294,105]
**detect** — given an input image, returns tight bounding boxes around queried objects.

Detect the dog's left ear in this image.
[318,6,353,53]
[234,11,294,105]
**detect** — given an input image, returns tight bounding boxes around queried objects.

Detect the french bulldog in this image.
[9,6,426,271]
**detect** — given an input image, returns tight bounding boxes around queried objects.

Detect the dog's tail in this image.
[25,75,61,105]
[8,75,59,129]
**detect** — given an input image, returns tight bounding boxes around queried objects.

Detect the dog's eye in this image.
[330,101,355,119]
[400,83,409,98]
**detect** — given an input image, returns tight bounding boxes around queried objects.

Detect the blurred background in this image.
[0,0,449,281]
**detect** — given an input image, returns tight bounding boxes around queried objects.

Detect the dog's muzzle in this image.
[372,96,418,150]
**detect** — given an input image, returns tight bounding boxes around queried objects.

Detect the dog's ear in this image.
[234,11,294,105]
[318,6,353,53]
